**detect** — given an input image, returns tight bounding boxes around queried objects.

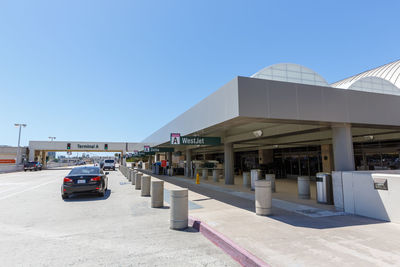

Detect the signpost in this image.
[170,133,221,146]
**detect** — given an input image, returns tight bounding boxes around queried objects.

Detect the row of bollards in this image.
[120,167,188,230]
[121,166,318,221]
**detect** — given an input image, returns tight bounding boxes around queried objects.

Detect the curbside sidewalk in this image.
[189,216,270,267]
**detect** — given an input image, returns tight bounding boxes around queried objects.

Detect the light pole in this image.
[48,137,56,141]
[14,123,27,165]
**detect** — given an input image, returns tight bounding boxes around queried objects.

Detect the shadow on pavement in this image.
[144,171,387,229]
[64,189,112,202]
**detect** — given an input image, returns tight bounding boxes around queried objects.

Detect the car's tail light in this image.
[90,176,101,181]
[63,177,73,183]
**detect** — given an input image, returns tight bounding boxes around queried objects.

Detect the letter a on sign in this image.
[170,133,181,145]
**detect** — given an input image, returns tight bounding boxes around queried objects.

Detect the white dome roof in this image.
[332,59,400,90]
[347,76,400,95]
[251,63,329,87]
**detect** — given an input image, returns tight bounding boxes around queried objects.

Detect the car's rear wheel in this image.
[61,194,68,200]
[98,191,105,197]
[24,169,27,172]
[113,167,115,171]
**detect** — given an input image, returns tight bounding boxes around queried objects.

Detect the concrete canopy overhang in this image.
[143,76,400,152]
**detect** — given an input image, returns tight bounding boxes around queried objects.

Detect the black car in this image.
[24,161,43,171]
[61,166,108,199]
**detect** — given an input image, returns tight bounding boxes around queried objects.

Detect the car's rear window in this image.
[68,167,99,175]
[105,160,114,163]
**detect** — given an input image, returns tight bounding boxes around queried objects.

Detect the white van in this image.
[103,159,116,171]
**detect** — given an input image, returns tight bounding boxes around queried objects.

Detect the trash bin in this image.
[297,176,310,199]
[243,172,250,188]
[316,172,333,204]
[265,174,276,192]
[250,169,263,190]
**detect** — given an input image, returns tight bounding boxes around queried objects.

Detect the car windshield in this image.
[105,160,114,163]
[68,167,99,175]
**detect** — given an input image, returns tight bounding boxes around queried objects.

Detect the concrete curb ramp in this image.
[188,216,269,267]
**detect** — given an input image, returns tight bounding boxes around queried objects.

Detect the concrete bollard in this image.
[212,169,219,182]
[141,175,151,196]
[151,180,164,208]
[243,172,250,188]
[128,170,132,182]
[255,180,272,216]
[265,174,276,192]
[135,173,143,190]
[202,169,208,180]
[170,189,188,230]
[131,171,137,185]
[298,176,310,199]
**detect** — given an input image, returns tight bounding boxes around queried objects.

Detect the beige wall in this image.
[321,144,333,173]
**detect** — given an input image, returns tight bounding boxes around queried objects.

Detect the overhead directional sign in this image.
[170,133,221,146]
[132,151,146,157]
[141,146,174,155]
[149,147,174,153]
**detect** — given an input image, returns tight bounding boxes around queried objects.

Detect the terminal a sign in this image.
[170,133,221,146]
[77,144,99,149]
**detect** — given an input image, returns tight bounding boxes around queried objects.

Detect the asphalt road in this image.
[0,167,237,266]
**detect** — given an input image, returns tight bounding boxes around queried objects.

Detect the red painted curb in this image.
[188,216,270,267]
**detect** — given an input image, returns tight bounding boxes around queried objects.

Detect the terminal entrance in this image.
[144,119,400,210]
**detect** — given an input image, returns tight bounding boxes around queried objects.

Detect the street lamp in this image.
[48,136,56,141]
[14,123,27,165]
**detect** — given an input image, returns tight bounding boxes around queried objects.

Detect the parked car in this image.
[103,159,116,171]
[61,166,109,199]
[24,161,43,171]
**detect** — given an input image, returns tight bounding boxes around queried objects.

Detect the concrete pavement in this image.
[145,170,400,267]
[0,168,238,266]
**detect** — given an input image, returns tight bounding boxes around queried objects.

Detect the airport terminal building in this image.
[144,60,400,177]
[27,59,400,221]
[138,60,400,221]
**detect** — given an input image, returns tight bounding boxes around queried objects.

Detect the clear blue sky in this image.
[1,0,399,147]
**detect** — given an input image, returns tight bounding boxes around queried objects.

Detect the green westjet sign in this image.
[170,133,221,146]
